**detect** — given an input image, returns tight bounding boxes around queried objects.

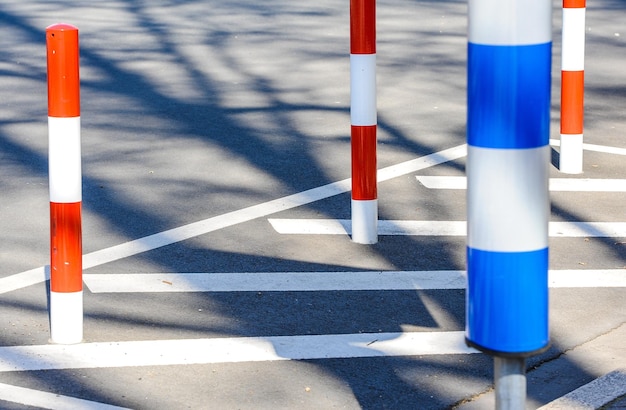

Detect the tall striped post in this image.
[560,0,586,174]
[350,0,377,244]
[47,24,83,344]
[466,0,551,358]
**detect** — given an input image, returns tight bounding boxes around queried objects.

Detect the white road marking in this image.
[550,222,626,237]
[82,269,626,293]
[84,270,466,293]
[538,368,626,410]
[269,219,466,236]
[0,145,467,295]
[0,266,49,296]
[0,382,130,410]
[417,176,468,190]
[548,270,626,288]
[549,139,626,156]
[0,331,477,372]
[269,219,626,238]
[416,176,626,192]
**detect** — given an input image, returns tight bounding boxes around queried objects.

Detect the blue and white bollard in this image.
[466,0,552,358]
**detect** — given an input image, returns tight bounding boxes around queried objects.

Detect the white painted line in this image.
[0,266,48,295]
[84,270,467,293]
[83,269,625,293]
[0,331,478,372]
[538,368,626,410]
[269,219,466,236]
[550,222,626,238]
[0,382,130,410]
[0,145,467,295]
[555,177,615,192]
[548,270,626,288]
[269,218,352,235]
[269,219,626,238]
[550,139,626,156]
[417,176,468,189]
[376,144,467,181]
[416,176,626,192]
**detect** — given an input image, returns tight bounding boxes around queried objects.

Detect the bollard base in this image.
[495,356,526,410]
[351,199,378,244]
[559,133,584,174]
[50,290,83,344]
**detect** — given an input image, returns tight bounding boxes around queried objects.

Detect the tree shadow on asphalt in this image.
[0,0,624,408]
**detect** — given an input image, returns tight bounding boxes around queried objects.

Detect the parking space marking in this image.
[0,382,130,410]
[538,368,626,410]
[0,331,477,372]
[416,176,626,192]
[0,145,467,295]
[548,270,626,288]
[269,219,626,237]
[549,139,626,156]
[82,269,625,293]
[0,266,49,296]
[84,270,466,292]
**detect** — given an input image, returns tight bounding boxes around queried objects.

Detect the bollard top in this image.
[46,23,79,32]
[350,0,376,54]
[46,23,80,117]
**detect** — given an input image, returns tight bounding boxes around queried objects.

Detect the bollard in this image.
[47,23,83,344]
[466,0,552,406]
[350,0,378,244]
[560,0,586,174]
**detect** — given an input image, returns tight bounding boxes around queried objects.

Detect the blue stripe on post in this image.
[466,247,549,355]
[467,43,552,149]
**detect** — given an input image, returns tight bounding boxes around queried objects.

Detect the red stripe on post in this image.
[561,70,584,134]
[350,0,376,54]
[563,0,586,8]
[50,202,83,293]
[47,24,80,118]
[351,125,377,200]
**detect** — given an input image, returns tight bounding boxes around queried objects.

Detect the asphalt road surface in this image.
[0,0,624,409]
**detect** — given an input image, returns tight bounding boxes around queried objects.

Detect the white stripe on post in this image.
[467,146,550,252]
[47,23,83,345]
[350,54,377,126]
[49,292,83,344]
[48,117,82,203]
[467,0,552,45]
[351,199,377,242]
[561,7,586,71]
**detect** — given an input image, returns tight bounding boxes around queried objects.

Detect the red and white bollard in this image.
[47,24,83,344]
[350,0,377,244]
[560,0,586,174]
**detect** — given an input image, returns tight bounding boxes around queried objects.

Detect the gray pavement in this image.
[0,0,624,409]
